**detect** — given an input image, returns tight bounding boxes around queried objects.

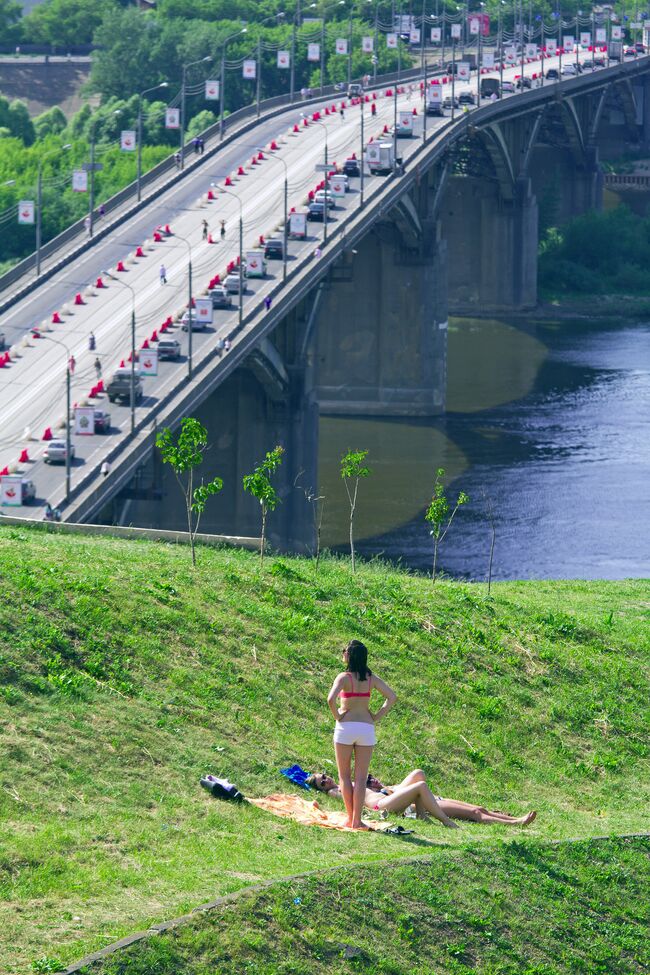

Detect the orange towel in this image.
[248,793,385,831]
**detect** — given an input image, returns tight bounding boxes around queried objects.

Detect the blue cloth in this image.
[280,764,311,789]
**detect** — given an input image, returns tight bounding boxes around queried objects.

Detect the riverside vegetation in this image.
[0,525,648,973]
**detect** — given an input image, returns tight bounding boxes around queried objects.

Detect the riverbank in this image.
[0,525,648,973]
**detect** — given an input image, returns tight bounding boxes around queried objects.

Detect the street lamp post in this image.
[173,232,195,379]
[180,55,213,169]
[291,0,301,102]
[220,28,248,141]
[137,82,168,202]
[104,271,137,434]
[36,143,71,277]
[220,187,244,330]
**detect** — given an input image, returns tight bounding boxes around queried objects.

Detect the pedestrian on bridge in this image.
[100,460,111,478]
[202,219,209,241]
[88,332,96,351]
[160,265,167,285]
[264,295,272,312]
[220,220,226,240]
[68,354,76,374]
[94,357,102,380]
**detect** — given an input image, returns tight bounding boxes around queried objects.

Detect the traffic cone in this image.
[213,274,220,284]
[386,88,393,97]
[150,330,158,342]
[259,235,265,245]
[207,189,215,200]
[0,467,8,476]
[127,352,133,362]
[251,156,258,166]
[312,111,320,121]
[270,140,279,150]
[293,123,300,132]
[96,277,105,288]
[153,231,162,242]
[160,321,168,332]
[116,260,126,272]
[208,233,214,243]
[302,117,309,127]
[325,107,330,115]
[225,175,233,186]
[383,124,389,133]
[89,386,97,398]
[412,107,417,115]
[365,94,370,102]
[52,312,62,324]
[257,151,264,160]
[0,358,5,368]
[97,380,104,392]
[74,293,84,305]
[164,224,172,235]
[120,359,125,368]
[31,329,41,339]
[290,206,295,213]
[42,428,52,441]
[238,166,246,175]
[372,92,377,99]
[191,297,196,307]
[141,338,150,350]
[135,246,145,258]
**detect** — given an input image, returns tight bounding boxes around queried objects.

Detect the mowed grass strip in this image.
[0,525,648,974]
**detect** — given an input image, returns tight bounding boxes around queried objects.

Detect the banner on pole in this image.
[205,79,220,99]
[505,46,517,63]
[120,130,136,152]
[546,38,557,54]
[611,25,622,39]
[451,23,462,39]
[74,406,95,436]
[362,35,374,52]
[580,32,591,47]
[386,32,398,48]
[469,17,480,35]
[0,475,22,506]
[482,51,495,68]
[194,297,213,325]
[409,28,420,44]
[468,12,490,36]
[72,170,88,192]
[562,34,575,51]
[243,59,257,79]
[335,37,347,54]
[525,43,537,57]
[276,51,290,69]
[139,348,158,376]
[595,28,607,43]
[307,43,320,61]
[430,27,441,42]
[631,22,642,29]
[18,200,34,225]
[457,61,470,80]
[165,107,180,129]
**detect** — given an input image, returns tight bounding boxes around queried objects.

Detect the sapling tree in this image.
[156,417,223,567]
[294,470,326,572]
[243,445,285,566]
[340,448,371,573]
[425,468,469,583]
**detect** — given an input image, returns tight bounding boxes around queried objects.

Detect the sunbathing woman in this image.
[307,770,536,827]
[327,640,397,830]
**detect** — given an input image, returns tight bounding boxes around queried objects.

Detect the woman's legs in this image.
[395,768,427,789]
[437,799,536,825]
[376,783,459,828]
[351,744,374,829]
[334,743,355,827]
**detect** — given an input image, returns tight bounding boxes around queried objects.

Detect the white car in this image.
[561,63,578,76]
[314,190,336,209]
[44,439,75,464]
[224,273,244,294]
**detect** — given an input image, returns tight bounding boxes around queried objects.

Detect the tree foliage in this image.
[425,468,469,583]
[243,445,285,565]
[340,448,371,573]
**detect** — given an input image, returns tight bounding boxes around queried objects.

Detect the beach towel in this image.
[248,793,387,832]
[280,764,311,789]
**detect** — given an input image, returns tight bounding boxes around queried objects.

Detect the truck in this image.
[288,211,307,239]
[446,53,477,73]
[426,85,444,116]
[396,110,415,137]
[365,141,395,175]
[106,369,143,404]
[480,77,500,99]
[245,251,266,278]
[608,40,623,61]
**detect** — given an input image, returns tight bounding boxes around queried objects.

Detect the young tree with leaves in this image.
[425,468,469,583]
[242,445,284,565]
[340,448,371,573]
[156,417,223,567]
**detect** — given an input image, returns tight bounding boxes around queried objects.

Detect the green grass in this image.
[0,525,648,974]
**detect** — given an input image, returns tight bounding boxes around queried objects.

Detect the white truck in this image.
[397,110,415,137]
[288,211,307,239]
[365,141,395,175]
[426,85,444,116]
[245,251,266,278]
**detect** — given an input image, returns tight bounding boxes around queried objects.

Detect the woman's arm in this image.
[370,674,397,723]
[327,672,348,721]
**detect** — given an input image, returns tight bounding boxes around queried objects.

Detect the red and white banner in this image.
[563,35,575,50]
[611,25,622,39]
[469,17,480,35]
[74,406,95,435]
[194,297,213,324]
[335,38,347,55]
[205,79,220,99]
[457,61,470,81]
[525,43,537,57]
[18,200,34,225]
[409,28,420,44]
[277,50,290,69]
[595,28,607,43]
[546,38,557,55]
[399,111,413,132]
[362,36,374,53]
[307,43,320,62]
[165,107,180,129]
[139,348,158,376]
[243,60,257,79]
[72,170,88,192]
[386,32,398,48]
[120,130,136,152]
[430,27,441,43]
[0,475,22,506]
[482,51,495,69]
[468,12,490,35]
[580,32,591,47]
[451,23,462,40]
[505,46,517,63]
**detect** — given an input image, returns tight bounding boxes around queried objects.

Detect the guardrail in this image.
[604,172,650,187]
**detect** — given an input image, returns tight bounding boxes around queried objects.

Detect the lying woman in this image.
[307,769,536,828]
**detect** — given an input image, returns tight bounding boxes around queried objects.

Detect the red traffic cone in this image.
[135,246,145,258]
[312,111,320,121]
[190,297,196,307]
[331,104,336,111]
[52,312,62,324]
[89,386,97,399]
[259,235,265,245]
[251,156,258,166]
[97,379,104,392]
[225,175,233,186]
[372,92,377,100]
[74,293,84,305]
[164,224,172,235]
[0,358,5,369]
[116,260,126,272]
[290,205,296,212]
[213,274,220,284]
[95,277,105,288]
[293,123,300,132]
[127,351,133,362]
[238,165,246,176]
[153,231,162,242]
[120,359,125,368]
[3,351,9,363]
[386,88,393,97]
[160,321,168,332]
[207,189,215,200]
[31,329,41,339]
[208,233,214,243]
[383,124,389,133]
[42,428,52,441]
[141,338,150,350]
[302,117,309,127]
[325,107,330,115]
[165,315,173,326]
[365,94,370,102]
[257,151,264,160]
[0,466,9,476]
[270,140,279,150]
[150,330,158,342]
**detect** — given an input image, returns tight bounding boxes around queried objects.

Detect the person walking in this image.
[159,264,167,285]
[94,357,102,380]
[100,460,111,478]
[68,354,76,374]
[327,640,396,830]
[264,295,272,312]
[202,218,209,241]
[88,332,96,351]
[220,219,226,240]
[339,106,345,119]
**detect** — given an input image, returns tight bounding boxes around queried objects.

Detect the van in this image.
[107,369,143,404]
[480,77,500,99]
[347,82,364,98]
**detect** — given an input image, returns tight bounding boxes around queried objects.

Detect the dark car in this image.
[545,67,559,80]
[307,202,326,221]
[515,76,533,89]
[264,238,284,260]
[343,158,360,177]
[458,91,475,106]
[94,409,111,433]
[593,56,606,66]
[209,286,233,309]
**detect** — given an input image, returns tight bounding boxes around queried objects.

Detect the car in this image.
[180,310,207,331]
[458,91,475,106]
[515,76,533,89]
[209,285,233,309]
[107,369,143,404]
[44,439,75,464]
[264,238,284,260]
[157,338,181,361]
[581,59,597,71]
[561,63,577,76]
[544,68,559,81]
[93,409,111,433]
[343,158,360,177]
[307,201,326,221]
[442,95,459,109]
[313,191,336,209]
[624,46,637,58]
[224,273,244,294]
[501,79,516,93]
[347,82,363,98]
[592,56,606,67]
[635,42,645,53]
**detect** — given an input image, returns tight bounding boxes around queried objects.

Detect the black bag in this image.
[200,775,245,802]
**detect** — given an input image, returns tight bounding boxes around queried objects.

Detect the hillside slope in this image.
[0,526,648,973]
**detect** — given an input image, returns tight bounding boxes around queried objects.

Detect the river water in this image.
[318,317,650,580]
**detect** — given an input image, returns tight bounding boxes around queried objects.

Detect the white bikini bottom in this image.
[333,720,376,746]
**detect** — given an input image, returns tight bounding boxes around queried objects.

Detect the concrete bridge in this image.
[2,55,649,549]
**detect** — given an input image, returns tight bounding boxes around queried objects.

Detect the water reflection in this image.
[319,318,650,580]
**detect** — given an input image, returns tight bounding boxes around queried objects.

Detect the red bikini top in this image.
[340,672,371,698]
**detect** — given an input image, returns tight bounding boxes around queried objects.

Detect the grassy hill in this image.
[0,525,648,974]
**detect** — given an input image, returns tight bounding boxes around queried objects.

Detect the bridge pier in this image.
[314,215,448,416]
[442,174,538,313]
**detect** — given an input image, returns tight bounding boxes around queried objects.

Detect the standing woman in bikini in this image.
[328,640,397,829]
